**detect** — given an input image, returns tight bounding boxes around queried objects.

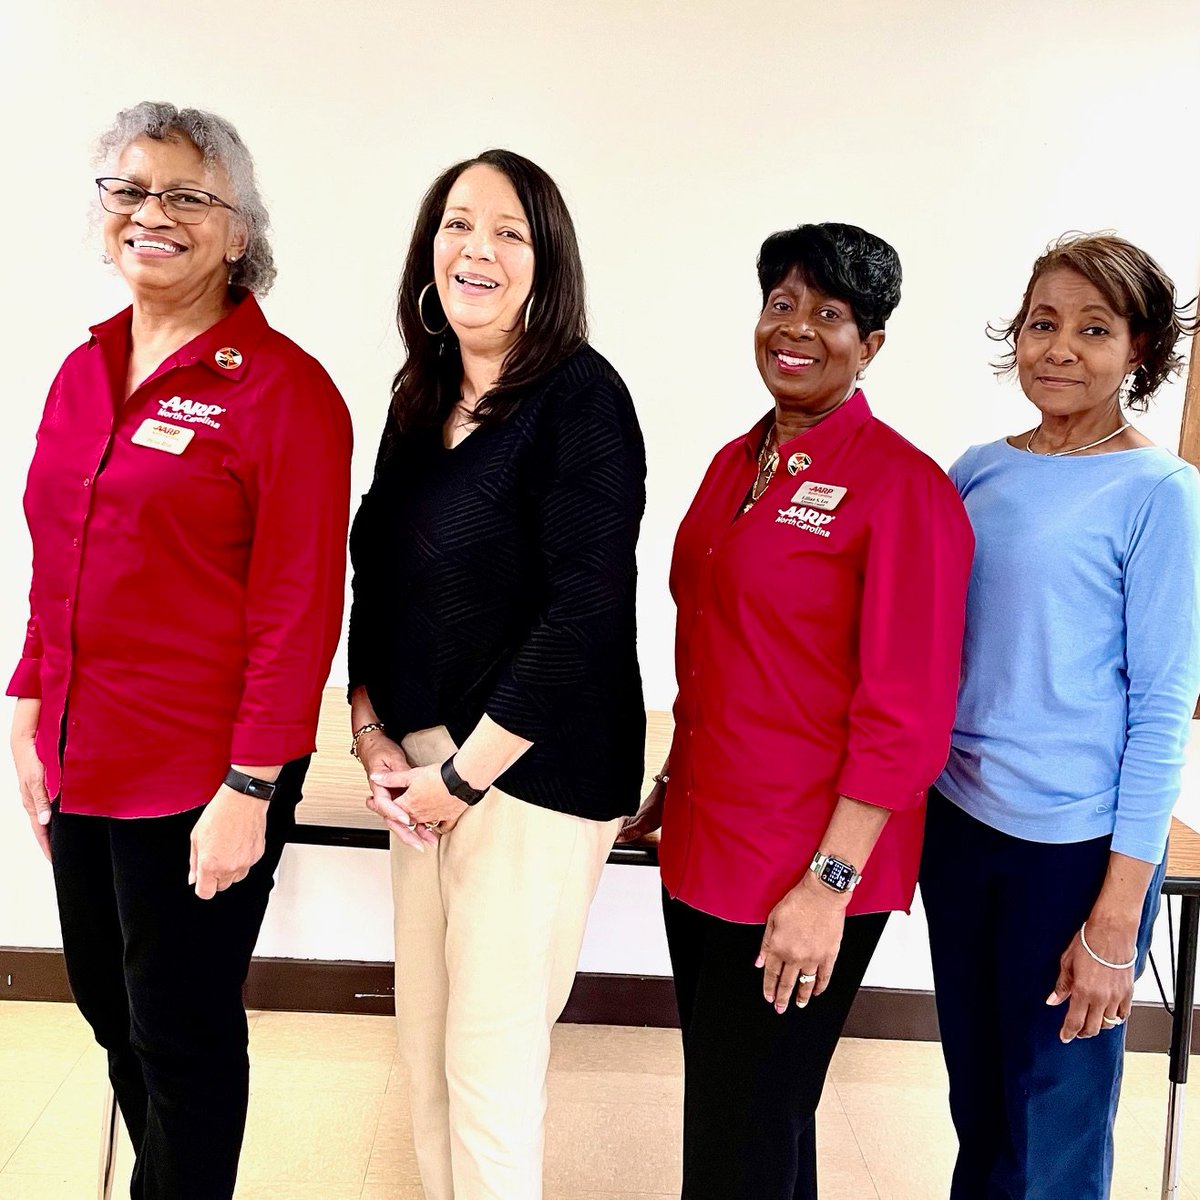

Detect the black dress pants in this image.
[663,888,889,1200]
[49,757,307,1200]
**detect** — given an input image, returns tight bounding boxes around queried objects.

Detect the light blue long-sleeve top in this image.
[937,437,1200,863]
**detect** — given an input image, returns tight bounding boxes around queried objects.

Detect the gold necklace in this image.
[741,424,779,513]
[1025,422,1131,457]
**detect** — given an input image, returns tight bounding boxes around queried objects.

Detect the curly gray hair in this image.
[96,101,276,294]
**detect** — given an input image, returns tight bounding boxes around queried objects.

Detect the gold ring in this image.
[1102,1015,1124,1026]
[797,973,817,985]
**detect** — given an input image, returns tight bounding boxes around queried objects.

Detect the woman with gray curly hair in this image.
[7,101,351,1199]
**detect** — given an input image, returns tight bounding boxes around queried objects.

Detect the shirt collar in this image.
[741,389,873,463]
[87,289,270,383]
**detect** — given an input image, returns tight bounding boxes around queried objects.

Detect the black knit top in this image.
[347,345,647,821]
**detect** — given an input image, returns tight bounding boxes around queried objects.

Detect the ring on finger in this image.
[797,972,818,985]
[424,821,441,832]
[1102,1015,1124,1026]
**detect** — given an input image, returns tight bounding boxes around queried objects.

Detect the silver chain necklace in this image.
[1025,422,1131,457]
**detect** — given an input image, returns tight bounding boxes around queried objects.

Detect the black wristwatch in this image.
[440,755,488,806]
[809,851,862,894]
[223,767,277,801]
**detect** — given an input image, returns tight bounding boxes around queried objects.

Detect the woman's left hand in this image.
[189,787,268,900]
[368,762,470,837]
[757,875,848,1013]
[1047,928,1135,1042]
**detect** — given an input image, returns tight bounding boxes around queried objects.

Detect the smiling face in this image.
[432,164,535,352]
[754,267,883,420]
[102,135,245,303]
[1016,268,1140,417]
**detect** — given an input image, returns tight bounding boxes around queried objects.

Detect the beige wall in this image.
[2,0,1199,988]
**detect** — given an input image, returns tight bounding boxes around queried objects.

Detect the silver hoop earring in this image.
[418,282,448,337]
[523,294,536,331]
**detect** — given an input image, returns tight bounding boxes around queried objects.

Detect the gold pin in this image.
[787,453,812,475]
[214,346,243,370]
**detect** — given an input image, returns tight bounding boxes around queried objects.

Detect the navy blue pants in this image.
[50,758,307,1200]
[921,787,1164,1200]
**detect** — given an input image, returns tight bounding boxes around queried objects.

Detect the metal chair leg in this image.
[99,1082,119,1200]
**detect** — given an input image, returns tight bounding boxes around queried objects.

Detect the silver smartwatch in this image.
[809,851,862,894]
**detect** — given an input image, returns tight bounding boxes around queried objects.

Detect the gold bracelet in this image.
[350,722,387,759]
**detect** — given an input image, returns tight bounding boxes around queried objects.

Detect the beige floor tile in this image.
[847,1106,957,1200]
[543,1194,677,1199]
[547,1067,682,1107]
[831,1036,949,1089]
[816,1104,880,1200]
[386,1051,409,1094]
[0,1003,91,1086]
[362,1091,422,1188]
[359,1183,426,1200]
[549,1024,683,1076]
[233,1183,363,1199]
[544,1098,681,1193]
[237,1087,381,1184]
[248,1010,395,1093]
[0,1088,58,1173]
[0,1176,98,1200]
[3,1075,122,1178]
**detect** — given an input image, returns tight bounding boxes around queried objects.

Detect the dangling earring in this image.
[1118,370,1137,406]
[523,293,536,331]
[100,251,112,265]
[418,282,448,336]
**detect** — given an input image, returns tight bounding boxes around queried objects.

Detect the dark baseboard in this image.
[0,945,1187,1053]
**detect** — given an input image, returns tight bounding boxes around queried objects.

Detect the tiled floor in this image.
[0,1001,1196,1198]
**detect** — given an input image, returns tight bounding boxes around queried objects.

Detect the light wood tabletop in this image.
[296,688,672,840]
[1166,816,1200,894]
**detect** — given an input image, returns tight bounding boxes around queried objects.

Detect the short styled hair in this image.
[95,101,275,294]
[990,232,1199,411]
[389,149,588,435]
[756,223,902,339]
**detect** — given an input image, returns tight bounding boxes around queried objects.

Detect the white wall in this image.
[2,0,1199,1001]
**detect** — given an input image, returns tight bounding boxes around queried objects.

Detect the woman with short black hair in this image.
[347,149,646,1200]
[923,232,1200,1199]
[620,222,974,1200]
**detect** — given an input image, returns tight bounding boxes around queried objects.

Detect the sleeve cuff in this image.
[6,658,42,699]
[835,766,927,813]
[1110,829,1170,866]
[230,721,317,767]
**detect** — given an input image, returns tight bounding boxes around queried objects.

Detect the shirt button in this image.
[82,477,91,488]
[706,547,713,556]
[72,538,79,548]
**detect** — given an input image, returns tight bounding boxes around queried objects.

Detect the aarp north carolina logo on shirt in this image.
[157,395,226,430]
[776,504,836,538]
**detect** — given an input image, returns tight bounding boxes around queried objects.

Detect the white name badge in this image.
[790,481,847,511]
[131,419,195,455]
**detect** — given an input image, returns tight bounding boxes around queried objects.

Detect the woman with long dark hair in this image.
[346,149,646,1200]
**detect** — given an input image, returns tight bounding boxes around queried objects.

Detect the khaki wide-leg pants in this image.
[393,725,620,1200]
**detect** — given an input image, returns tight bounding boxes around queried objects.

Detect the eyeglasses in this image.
[95,177,236,225]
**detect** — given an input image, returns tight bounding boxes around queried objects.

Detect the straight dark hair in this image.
[389,149,588,436]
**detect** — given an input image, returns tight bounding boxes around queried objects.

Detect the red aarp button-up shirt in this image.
[660,392,973,922]
[8,293,352,818]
